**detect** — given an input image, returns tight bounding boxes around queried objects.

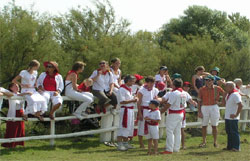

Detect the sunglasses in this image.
[205,79,213,82]
[99,62,106,65]
[46,65,54,68]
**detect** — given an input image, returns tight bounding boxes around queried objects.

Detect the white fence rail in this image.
[0,96,249,146]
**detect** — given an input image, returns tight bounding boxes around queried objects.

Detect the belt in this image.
[121,106,134,128]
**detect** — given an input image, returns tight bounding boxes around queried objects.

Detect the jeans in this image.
[225,119,240,150]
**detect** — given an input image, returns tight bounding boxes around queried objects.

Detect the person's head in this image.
[149,100,160,110]
[145,76,155,88]
[173,79,183,89]
[211,67,220,76]
[134,74,144,86]
[72,61,86,73]
[110,58,121,69]
[124,75,136,87]
[44,61,59,74]
[225,81,236,93]
[172,73,182,80]
[99,60,109,70]
[195,66,205,75]
[28,60,40,71]
[204,75,214,87]
[183,81,191,92]
[84,78,93,87]
[159,66,168,75]
[234,78,243,87]
[8,83,19,93]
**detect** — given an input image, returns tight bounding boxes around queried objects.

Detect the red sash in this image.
[121,106,134,128]
[227,89,238,100]
[169,109,185,121]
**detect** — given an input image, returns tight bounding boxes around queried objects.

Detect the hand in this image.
[230,114,237,119]
[192,101,198,107]
[53,91,59,96]
[26,92,33,96]
[133,97,138,102]
[98,70,102,75]
[0,92,3,96]
[144,117,150,121]
[198,111,203,118]
[38,89,44,93]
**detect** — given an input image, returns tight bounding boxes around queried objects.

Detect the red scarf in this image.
[97,69,109,75]
[120,84,132,94]
[143,85,152,91]
[172,88,183,92]
[67,70,78,79]
[227,89,238,100]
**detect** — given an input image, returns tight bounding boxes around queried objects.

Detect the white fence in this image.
[0,96,250,146]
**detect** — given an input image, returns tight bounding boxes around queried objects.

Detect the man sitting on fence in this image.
[117,75,138,151]
[198,75,225,148]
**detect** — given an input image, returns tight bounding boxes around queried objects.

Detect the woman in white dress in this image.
[110,58,122,94]
[65,61,94,120]
[12,60,47,121]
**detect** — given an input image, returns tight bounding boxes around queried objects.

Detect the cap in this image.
[134,74,144,81]
[211,67,220,73]
[205,75,215,80]
[183,81,191,87]
[157,82,166,91]
[159,66,168,71]
[173,73,182,79]
[149,100,160,107]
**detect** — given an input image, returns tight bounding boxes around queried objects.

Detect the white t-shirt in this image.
[90,70,114,92]
[111,68,121,87]
[117,86,135,107]
[155,74,166,82]
[138,86,159,106]
[7,93,25,117]
[225,92,242,120]
[19,70,38,88]
[145,109,161,121]
[168,90,191,110]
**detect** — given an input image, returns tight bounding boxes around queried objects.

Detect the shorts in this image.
[146,125,159,140]
[201,105,220,126]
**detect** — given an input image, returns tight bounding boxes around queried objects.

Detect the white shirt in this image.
[19,70,38,89]
[145,109,161,121]
[7,93,25,117]
[111,68,121,87]
[117,86,135,107]
[155,74,166,82]
[131,84,141,96]
[162,91,171,101]
[138,86,159,106]
[0,87,9,111]
[168,90,191,110]
[37,72,64,92]
[90,70,114,92]
[225,92,242,120]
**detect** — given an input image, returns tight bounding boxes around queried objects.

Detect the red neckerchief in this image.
[120,84,132,94]
[143,85,152,91]
[150,108,159,112]
[67,70,78,79]
[227,89,238,100]
[46,71,58,78]
[97,69,109,75]
[172,88,183,92]
[236,85,240,90]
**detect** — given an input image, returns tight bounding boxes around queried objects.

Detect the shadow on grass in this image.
[187,150,224,156]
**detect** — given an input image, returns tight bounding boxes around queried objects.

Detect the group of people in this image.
[0,59,249,156]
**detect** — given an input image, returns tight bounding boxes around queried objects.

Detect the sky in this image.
[1,0,250,32]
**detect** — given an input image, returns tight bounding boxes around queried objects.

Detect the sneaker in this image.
[123,142,134,149]
[117,144,128,151]
[160,151,173,154]
[73,113,83,120]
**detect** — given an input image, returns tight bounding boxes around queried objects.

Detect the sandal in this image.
[22,115,28,121]
[199,143,206,148]
[36,115,44,121]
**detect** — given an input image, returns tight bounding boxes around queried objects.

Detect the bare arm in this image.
[137,92,143,121]
[192,75,199,93]
[230,102,243,119]
[160,102,171,114]
[70,73,79,91]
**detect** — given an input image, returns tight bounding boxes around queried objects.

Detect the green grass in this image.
[1,127,250,161]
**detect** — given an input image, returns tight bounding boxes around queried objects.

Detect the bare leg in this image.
[49,103,61,120]
[148,139,152,155]
[153,139,158,154]
[212,126,218,147]
[138,135,145,148]
[201,126,207,145]
[181,128,185,149]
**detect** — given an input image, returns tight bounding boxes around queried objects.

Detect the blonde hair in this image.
[84,78,93,86]
[28,60,40,71]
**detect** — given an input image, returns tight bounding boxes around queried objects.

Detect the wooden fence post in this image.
[100,106,113,142]
[241,97,249,131]
[50,113,55,146]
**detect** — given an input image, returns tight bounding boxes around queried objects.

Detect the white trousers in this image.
[138,109,150,136]
[165,113,183,152]
[66,88,94,114]
[117,108,134,138]
[21,88,47,115]
[41,91,63,108]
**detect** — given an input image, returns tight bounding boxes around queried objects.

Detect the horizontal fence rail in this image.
[0,96,249,146]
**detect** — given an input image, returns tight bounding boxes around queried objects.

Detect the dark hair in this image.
[195,66,205,73]
[8,83,17,92]
[72,61,86,71]
[173,79,183,88]
[124,75,136,83]
[111,58,121,64]
[145,76,155,83]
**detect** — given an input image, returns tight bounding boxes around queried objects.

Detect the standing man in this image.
[117,75,138,151]
[224,81,243,152]
[161,79,197,154]
[198,75,225,148]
